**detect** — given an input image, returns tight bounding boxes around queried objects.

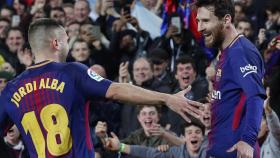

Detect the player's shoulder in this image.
[62,62,88,72]
[229,36,260,58]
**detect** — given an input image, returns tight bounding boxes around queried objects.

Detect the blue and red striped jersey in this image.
[207,35,266,158]
[0,60,112,158]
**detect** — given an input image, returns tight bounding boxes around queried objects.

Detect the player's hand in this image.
[157,144,169,152]
[167,86,202,123]
[227,141,254,158]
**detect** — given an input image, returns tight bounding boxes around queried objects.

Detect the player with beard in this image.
[0,18,202,158]
[195,0,266,158]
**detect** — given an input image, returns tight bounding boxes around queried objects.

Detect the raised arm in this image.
[105,82,202,122]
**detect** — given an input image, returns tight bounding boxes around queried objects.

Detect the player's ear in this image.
[223,14,232,25]
[51,39,60,50]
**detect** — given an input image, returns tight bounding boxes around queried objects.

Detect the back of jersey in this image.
[0,60,112,158]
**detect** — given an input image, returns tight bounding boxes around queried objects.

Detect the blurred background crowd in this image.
[0,0,279,158]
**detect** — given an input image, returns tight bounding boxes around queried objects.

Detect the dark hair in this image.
[175,55,197,73]
[236,17,253,28]
[7,27,24,37]
[0,17,10,24]
[48,7,65,17]
[268,72,280,118]
[195,0,235,23]
[148,48,169,62]
[136,105,162,115]
[181,119,205,136]
[265,0,280,14]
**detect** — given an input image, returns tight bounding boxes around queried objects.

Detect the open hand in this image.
[227,141,253,158]
[167,86,202,122]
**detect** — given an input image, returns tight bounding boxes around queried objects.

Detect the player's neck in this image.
[221,26,239,50]
[34,52,60,64]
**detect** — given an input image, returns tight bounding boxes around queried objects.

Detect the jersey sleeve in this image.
[66,62,112,99]
[229,47,266,99]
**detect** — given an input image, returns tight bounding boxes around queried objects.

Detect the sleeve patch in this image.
[239,64,257,77]
[87,69,104,82]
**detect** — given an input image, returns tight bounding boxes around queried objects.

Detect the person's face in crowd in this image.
[0,20,10,39]
[184,125,204,154]
[79,24,97,43]
[63,6,75,24]
[71,41,90,62]
[0,78,7,93]
[257,116,269,139]
[266,10,280,24]
[152,59,168,78]
[6,125,21,145]
[50,9,65,25]
[57,28,70,62]
[200,103,211,129]
[74,1,90,23]
[6,30,24,53]
[49,0,63,8]
[197,6,225,48]
[175,63,197,89]
[236,21,253,38]
[0,8,13,21]
[32,9,46,21]
[120,34,136,52]
[13,0,25,16]
[133,58,153,86]
[137,106,160,132]
[66,23,80,38]
[140,0,157,10]
[234,4,245,22]
[90,64,107,78]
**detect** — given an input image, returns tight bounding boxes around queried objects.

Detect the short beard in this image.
[211,23,225,49]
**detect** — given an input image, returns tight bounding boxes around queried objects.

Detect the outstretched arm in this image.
[105,82,202,122]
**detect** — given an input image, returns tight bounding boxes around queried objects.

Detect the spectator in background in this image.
[234,2,246,24]
[62,3,75,25]
[1,27,25,74]
[78,23,114,79]
[105,120,207,158]
[74,0,93,24]
[148,48,174,90]
[0,18,10,46]
[264,0,280,35]
[153,15,207,75]
[49,0,63,9]
[65,21,80,47]
[0,125,29,158]
[70,39,94,67]
[0,5,15,21]
[17,43,33,70]
[261,72,280,158]
[198,98,211,136]
[96,105,184,158]
[167,56,208,135]
[0,70,13,93]
[236,18,255,42]
[12,0,26,17]
[48,7,66,26]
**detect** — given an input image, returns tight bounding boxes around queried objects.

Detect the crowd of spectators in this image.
[0,0,279,158]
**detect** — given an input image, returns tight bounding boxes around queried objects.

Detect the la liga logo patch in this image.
[87,69,104,82]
